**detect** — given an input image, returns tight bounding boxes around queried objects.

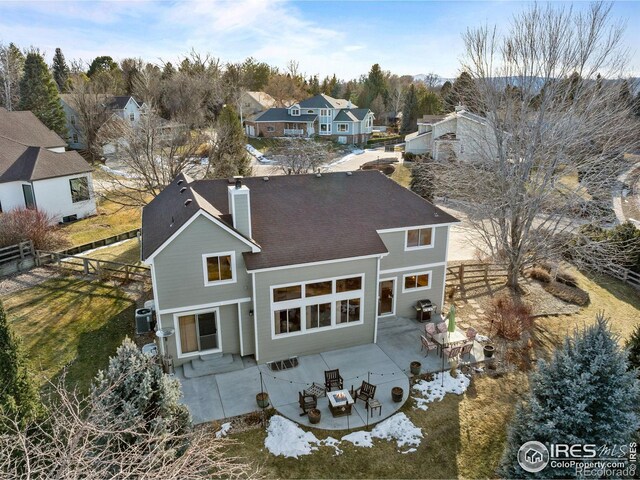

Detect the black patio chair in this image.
[351,381,376,406]
[298,391,317,416]
[324,369,344,391]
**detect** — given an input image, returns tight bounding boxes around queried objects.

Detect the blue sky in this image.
[1,1,638,80]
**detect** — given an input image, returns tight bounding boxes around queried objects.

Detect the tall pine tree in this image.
[18,51,67,136]
[498,313,640,478]
[51,47,69,93]
[208,104,251,178]
[400,84,418,133]
[0,300,41,432]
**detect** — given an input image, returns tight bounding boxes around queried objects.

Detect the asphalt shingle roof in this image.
[299,94,355,109]
[142,171,459,270]
[0,108,66,148]
[253,108,317,123]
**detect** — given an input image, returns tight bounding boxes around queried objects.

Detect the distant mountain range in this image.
[412,74,640,94]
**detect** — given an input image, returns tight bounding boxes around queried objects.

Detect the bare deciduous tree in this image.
[271,138,333,175]
[434,2,639,290]
[0,378,256,480]
[0,42,24,110]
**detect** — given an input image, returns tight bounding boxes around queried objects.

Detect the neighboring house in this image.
[0,108,97,222]
[59,94,147,150]
[405,107,498,162]
[141,170,459,366]
[239,91,277,118]
[245,94,375,144]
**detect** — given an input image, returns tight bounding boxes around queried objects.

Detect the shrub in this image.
[626,324,640,372]
[403,151,416,162]
[528,267,551,283]
[489,296,533,341]
[0,208,68,250]
[555,270,578,288]
[543,280,590,306]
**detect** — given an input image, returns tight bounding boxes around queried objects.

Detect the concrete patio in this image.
[176,316,485,429]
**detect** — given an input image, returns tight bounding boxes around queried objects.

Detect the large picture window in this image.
[69,177,90,203]
[271,274,365,337]
[406,227,433,249]
[203,252,235,285]
[178,310,219,355]
[22,184,35,209]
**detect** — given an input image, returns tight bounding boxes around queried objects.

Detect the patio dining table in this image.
[431,330,467,348]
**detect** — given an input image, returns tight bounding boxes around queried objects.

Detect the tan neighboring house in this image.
[240,91,277,118]
[405,107,498,162]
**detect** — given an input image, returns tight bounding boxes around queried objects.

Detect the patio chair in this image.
[304,382,326,398]
[443,345,462,361]
[466,327,478,343]
[424,322,437,338]
[437,322,448,333]
[420,334,439,357]
[351,381,376,406]
[460,342,474,360]
[324,369,344,391]
[298,391,317,416]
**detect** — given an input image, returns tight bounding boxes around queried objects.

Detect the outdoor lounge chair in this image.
[324,369,344,391]
[424,322,437,338]
[420,334,439,357]
[437,322,448,333]
[466,327,478,343]
[351,381,376,406]
[298,391,317,416]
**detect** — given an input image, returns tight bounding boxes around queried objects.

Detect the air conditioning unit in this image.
[135,308,153,334]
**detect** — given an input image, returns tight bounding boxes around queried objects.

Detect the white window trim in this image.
[337,123,349,132]
[269,273,365,339]
[174,307,222,359]
[405,227,435,251]
[377,277,396,318]
[202,251,237,287]
[320,123,332,134]
[401,270,433,293]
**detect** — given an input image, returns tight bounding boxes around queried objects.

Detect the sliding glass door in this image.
[178,311,219,355]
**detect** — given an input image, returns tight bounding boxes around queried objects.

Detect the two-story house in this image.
[245,94,375,144]
[141,170,458,368]
[59,94,146,150]
[0,108,97,222]
[405,107,498,162]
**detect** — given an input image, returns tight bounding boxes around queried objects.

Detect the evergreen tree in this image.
[498,313,640,478]
[87,55,118,77]
[626,324,640,372]
[410,162,435,202]
[208,104,251,178]
[439,80,454,112]
[417,88,443,115]
[358,63,389,108]
[18,51,67,136]
[400,84,418,133]
[0,300,41,432]
[0,42,25,110]
[308,75,320,95]
[91,337,191,444]
[51,47,70,93]
[451,71,481,112]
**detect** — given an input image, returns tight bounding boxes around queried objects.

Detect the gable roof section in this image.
[142,170,459,269]
[0,137,92,182]
[0,108,66,148]
[334,108,371,122]
[245,91,277,109]
[252,108,317,123]
[299,94,355,109]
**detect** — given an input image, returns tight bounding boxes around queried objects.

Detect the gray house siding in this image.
[379,226,449,271]
[379,264,446,319]
[252,256,379,363]
[240,301,255,355]
[153,215,253,312]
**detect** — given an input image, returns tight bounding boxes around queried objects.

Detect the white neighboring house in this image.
[59,94,147,153]
[0,108,97,223]
[405,107,498,162]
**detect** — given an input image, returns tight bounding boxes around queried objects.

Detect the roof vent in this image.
[184,199,192,206]
[316,173,322,178]
[263,176,269,182]
[235,178,242,189]
[180,187,187,193]
[346,171,352,176]
[177,179,183,185]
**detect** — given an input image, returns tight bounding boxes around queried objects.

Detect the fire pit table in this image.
[327,389,354,417]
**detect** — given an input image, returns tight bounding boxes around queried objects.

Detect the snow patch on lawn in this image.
[264,416,320,458]
[215,422,232,438]
[264,413,424,457]
[371,412,423,448]
[412,370,471,405]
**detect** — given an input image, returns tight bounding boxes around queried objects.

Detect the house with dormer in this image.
[245,94,374,144]
[141,170,459,368]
